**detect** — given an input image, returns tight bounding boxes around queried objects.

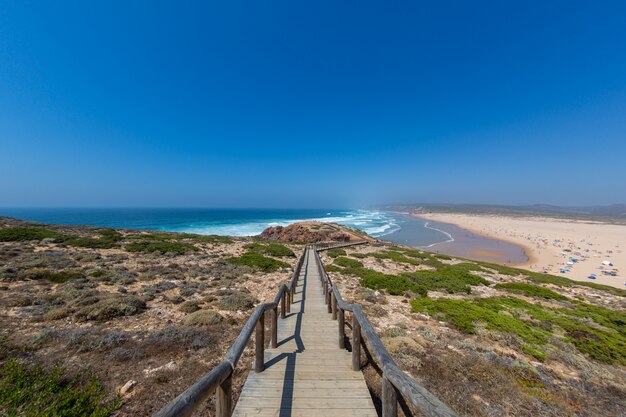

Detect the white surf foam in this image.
[422,222,455,247]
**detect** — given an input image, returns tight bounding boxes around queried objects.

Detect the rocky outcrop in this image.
[258,222,372,243]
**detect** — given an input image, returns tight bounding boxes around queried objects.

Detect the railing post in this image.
[281,290,286,319]
[382,375,398,417]
[331,291,337,320]
[216,374,232,417]
[326,289,332,313]
[352,313,361,371]
[255,313,265,373]
[271,307,278,348]
[286,290,291,313]
[338,308,345,349]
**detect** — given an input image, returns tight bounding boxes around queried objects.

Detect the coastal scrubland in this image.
[322,243,626,416]
[1,217,625,416]
[0,217,299,416]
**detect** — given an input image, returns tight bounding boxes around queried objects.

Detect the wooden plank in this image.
[232,248,377,417]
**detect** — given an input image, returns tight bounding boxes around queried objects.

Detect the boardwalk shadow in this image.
[277,252,309,417]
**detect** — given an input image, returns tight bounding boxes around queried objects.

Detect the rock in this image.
[143,360,178,376]
[258,221,372,243]
[118,380,138,395]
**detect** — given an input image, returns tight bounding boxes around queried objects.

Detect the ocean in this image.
[0,208,452,247]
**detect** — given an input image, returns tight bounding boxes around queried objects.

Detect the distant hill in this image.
[378,203,626,223]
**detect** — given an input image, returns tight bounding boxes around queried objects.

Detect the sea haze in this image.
[0,208,453,247]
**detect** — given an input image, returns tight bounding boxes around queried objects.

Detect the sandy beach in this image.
[418,213,625,289]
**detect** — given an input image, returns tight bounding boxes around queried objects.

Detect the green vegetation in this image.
[362,248,445,268]
[411,297,548,344]
[0,358,119,416]
[22,268,83,283]
[74,295,146,322]
[331,261,426,296]
[184,309,223,326]
[360,269,427,296]
[333,257,363,268]
[195,234,234,244]
[326,248,346,258]
[495,282,568,301]
[324,264,344,273]
[475,260,626,297]
[63,230,123,249]
[522,345,547,361]
[243,242,295,257]
[0,227,60,242]
[411,296,626,365]
[128,231,233,244]
[405,263,489,294]
[368,251,421,266]
[125,240,198,255]
[226,252,290,272]
[219,290,257,311]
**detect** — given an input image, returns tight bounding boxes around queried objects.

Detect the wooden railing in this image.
[313,246,459,417]
[314,240,368,251]
[152,250,307,417]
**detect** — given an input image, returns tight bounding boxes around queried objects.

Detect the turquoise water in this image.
[0,208,451,247]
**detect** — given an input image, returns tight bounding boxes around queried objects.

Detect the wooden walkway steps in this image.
[154,246,459,417]
[232,249,377,417]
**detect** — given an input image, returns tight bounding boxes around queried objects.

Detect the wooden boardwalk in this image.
[232,248,377,417]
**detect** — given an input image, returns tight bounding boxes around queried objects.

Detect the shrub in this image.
[495,282,568,301]
[405,263,488,294]
[0,358,120,416]
[337,264,426,296]
[243,242,295,257]
[219,290,257,311]
[21,268,83,283]
[126,241,198,255]
[327,248,347,258]
[333,257,363,268]
[411,297,548,344]
[324,264,343,273]
[226,252,289,272]
[184,309,223,326]
[368,251,421,266]
[0,227,61,242]
[74,295,146,322]
[179,301,201,313]
[522,344,547,361]
[411,296,626,365]
[194,235,234,244]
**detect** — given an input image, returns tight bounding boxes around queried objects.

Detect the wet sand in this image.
[381,213,528,264]
[417,219,529,264]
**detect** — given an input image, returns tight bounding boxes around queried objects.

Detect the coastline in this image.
[421,216,538,267]
[416,212,626,289]
[407,215,529,265]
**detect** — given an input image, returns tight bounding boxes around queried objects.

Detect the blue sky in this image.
[1,0,625,208]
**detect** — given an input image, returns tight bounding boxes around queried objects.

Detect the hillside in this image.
[320,244,626,416]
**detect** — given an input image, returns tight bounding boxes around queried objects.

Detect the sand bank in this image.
[418,213,625,289]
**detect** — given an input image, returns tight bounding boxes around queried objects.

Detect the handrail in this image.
[313,246,459,417]
[315,241,368,251]
[153,249,307,417]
